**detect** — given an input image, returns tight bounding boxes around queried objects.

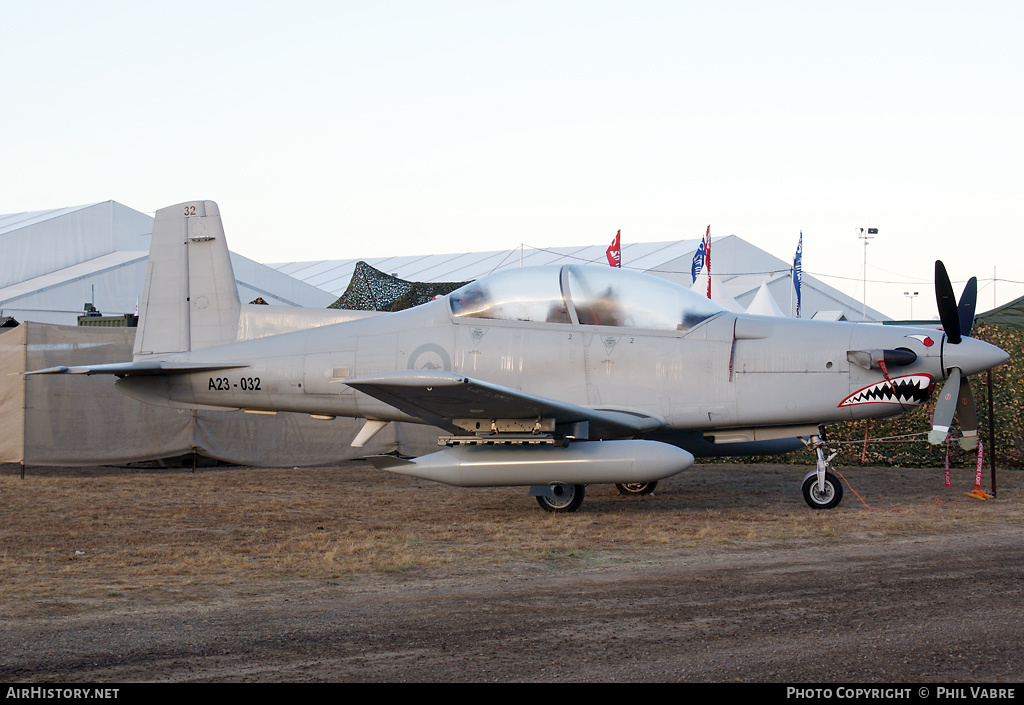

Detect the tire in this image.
[801,471,844,510]
[615,481,658,496]
[536,483,585,513]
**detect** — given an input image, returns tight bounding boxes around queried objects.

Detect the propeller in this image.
[929,261,980,448]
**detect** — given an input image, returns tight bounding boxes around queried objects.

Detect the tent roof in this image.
[0,203,101,236]
[0,201,334,323]
[746,282,788,317]
[0,251,147,304]
[978,294,1024,329]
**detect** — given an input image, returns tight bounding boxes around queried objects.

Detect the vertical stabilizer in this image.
[134,201,241,357]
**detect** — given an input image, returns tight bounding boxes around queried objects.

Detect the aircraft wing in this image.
[344,369,664,439]
[24,360,250,376]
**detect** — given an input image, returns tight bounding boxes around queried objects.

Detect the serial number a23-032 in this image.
[208,376,261,391]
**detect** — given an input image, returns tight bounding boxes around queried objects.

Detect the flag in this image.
[606,230,621,267]
[691,239,705,283]
[793,231,803,318]
[691,225,711,300]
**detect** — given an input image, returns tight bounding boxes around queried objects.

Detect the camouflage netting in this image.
[329,261,470,312]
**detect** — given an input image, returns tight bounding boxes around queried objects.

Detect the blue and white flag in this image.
[793,231,803,318]
[691,238,706,283]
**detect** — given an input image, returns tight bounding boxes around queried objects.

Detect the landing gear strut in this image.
[801,433,844,510]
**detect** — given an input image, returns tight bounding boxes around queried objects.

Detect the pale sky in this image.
[2,1,1021,320]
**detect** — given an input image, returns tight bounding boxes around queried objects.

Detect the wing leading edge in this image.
[344,369,664,439]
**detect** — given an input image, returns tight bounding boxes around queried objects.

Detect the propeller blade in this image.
[935,260,961,344]
[957,377,979,451]
[958,276,978,339]
[929,366,962,445]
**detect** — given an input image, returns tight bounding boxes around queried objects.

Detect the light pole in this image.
[904,290,919,319]
[858,228,878,319]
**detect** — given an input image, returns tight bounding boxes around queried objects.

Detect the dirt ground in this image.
[1,460,1023,683]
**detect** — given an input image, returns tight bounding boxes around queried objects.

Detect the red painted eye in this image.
[923,337,934,347]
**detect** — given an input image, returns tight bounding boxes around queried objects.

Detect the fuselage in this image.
[115,289,998,439]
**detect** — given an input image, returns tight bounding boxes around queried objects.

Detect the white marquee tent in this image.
[0,201,336,326]
[1,201,888,324]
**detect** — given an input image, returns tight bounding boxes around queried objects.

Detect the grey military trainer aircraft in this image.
[28,201,1009,512]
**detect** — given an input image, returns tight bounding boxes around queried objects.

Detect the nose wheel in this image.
[801,469,843,509]
[800,434,844,510]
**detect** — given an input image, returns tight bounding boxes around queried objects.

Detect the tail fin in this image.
[133,200,241,357]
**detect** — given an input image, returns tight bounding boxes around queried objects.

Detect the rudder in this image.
[134,200,241,357]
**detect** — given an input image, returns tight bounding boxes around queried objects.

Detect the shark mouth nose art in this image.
[838,374,933,408]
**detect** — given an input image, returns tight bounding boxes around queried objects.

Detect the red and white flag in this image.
[606,230,621,268]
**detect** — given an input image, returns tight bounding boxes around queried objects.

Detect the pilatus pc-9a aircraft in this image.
[29,201,1009,513]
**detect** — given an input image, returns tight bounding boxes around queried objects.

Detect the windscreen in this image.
[449,264,723,331]
[448,267,571,323]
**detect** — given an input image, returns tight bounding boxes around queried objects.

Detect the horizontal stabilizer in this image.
[25,360,250,376]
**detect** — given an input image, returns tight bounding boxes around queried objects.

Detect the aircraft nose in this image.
[944,336,1009,377]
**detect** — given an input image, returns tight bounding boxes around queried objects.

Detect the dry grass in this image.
[2,460,1020,616]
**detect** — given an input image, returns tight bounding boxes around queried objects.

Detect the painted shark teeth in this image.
[839,374,933,408]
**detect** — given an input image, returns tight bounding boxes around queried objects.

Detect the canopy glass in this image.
[449,265,724,331]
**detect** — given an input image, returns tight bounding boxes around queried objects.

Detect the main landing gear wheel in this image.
[615,481,658,496]
[801,471,844,510]
[536,483,585,513]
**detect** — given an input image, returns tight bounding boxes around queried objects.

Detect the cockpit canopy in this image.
[448,265,724,331]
